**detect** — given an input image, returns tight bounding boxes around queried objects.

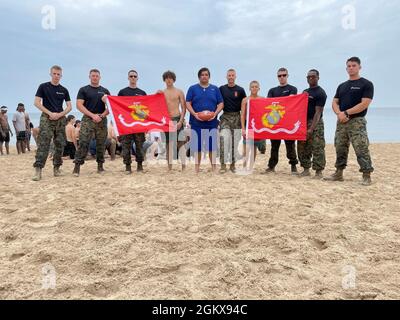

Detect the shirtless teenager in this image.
[64,115,77,159]
[160,71,187,171]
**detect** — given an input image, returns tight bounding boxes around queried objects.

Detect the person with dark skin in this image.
[297,69,327,178]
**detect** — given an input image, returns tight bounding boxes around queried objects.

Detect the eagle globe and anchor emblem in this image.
[261,102,286,128]
[128,102,149,121]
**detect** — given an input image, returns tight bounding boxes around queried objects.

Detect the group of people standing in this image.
[0,103,37,155]
[29,56,374,186]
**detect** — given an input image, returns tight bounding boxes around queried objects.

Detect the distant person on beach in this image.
[117,69,147,174]
[240,81,264,172]
[297,69,327,179]
[159,70,187,171]
[73,69,110,177]
[0,106,13,155]
[74,119,81,146]
[326,57,374,186]
[63,115,77,159]
[219,69,246,173]
[12,103,30,155]
[186,67,224,173]
[106,121,117,161]
[265,67,299,175]
[32,65,72,181]
[26,121,34,152]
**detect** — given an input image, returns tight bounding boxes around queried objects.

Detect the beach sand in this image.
[0,143,399,300]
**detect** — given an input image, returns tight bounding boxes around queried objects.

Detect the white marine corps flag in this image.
[246,93,308,141]
[106,93,172,136]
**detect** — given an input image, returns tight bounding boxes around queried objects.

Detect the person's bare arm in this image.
[210,102,224,121]
[309,106,323,134]
[332,98,348,123]
[59,101,72,118]
[178,90,187,129]
[77,99,102,123]
[34,96,59,120]
[347,98,372,116]
[186,101,202,122]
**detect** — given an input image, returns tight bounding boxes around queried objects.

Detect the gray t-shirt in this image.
[12,111,28,132]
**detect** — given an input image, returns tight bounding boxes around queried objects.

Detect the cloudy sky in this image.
[0,0,399,113]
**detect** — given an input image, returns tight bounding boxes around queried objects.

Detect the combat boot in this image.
[299,168,311,177]
[73,164,80,177]
[97,163,105,173]
[125,164,132,175]
[229,163,236,173]
[361,172,372,186]
[53,166,62,177]
[324,169,344,182]
[314,170,324,179]
[291,165,298,175]
[32,167,42,181]
[137,162,143,172]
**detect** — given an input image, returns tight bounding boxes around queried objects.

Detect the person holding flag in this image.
[297,69,327,178]
[117,69,147,174]
[240,81,264,172]
[186,67,224,173]
[73,69,110,177]
[265,67,299,175]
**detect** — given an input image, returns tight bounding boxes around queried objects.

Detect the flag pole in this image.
[105,96,120,137]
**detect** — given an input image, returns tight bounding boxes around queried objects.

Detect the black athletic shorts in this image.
[17,131,26,141]
[0,132,10,143]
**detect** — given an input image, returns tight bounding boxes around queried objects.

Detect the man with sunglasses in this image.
[265,67,299,174]
[117,70,147,174]
[297,69,327,179]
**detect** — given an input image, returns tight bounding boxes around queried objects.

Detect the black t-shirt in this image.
[35,82,71,113]
[118,87,147,96]
[334,77,374,118]
[267,84,297,98]
[77,85,110,114]
[219,84,246,113]
[303,86,327,120]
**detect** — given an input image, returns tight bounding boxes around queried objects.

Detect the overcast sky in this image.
[0,0,399,113]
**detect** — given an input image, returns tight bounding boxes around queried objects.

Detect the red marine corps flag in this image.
[246,93,308,141]
[106,93,172,136]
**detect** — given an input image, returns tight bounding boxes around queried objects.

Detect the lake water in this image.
[5,108,400,145]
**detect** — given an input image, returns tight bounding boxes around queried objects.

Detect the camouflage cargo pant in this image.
[33,113,66,169]
[219,112,242,165]
[334,117,374,173]
[74,115,108,165]
[121,133,145,165]
[297,119,326,171]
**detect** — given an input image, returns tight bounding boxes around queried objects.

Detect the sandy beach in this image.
[0,143,399,300]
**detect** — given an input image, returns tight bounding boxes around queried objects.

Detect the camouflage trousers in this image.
[33,113,66,169]
[74,115,108,165]
[219,112,242,165]
[297,119,326,171]
[121,133,145,165]
[334,117,374,173]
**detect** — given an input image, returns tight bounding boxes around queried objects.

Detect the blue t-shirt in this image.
[186,84,223,128]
